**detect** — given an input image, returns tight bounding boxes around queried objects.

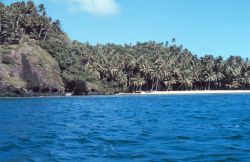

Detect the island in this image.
[0,1,249,97]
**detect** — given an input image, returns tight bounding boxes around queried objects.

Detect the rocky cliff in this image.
[0,43,64,96]
[65,80,99,95]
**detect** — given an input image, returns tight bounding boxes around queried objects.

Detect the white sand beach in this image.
[118,90,250,95]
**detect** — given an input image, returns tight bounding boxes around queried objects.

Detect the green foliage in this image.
[49,41,250,92]
[0,49,11,55]
[2,54,15,65]
[99,81,124,94]
[4,75,26,88]
[0,1,64,44]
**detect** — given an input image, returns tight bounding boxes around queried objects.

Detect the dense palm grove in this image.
[1,1,250,93]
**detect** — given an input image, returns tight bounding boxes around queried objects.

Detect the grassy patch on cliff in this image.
[2,55,15,65]
[1,65,26,87]
[0,46,14,55]
[0,45,25,87]
[5,75,26,88]
[0,46,16,65]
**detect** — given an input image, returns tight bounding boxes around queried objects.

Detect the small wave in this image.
[192,116,210,120]
[75,137,91,144]
[226,134,243,140]
[181,154,239,162]
[103,152,146,160]
[220,157,241,161]
[96,137,138,146]
[0,143,20,152]
[176,135,192,140]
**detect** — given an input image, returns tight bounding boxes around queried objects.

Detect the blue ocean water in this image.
[0,94,250,161]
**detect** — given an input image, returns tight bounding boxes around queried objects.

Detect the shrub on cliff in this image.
[2,55,15,65]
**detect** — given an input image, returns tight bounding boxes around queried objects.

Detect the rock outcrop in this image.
[66,80,99,95]
[0,43,64,96]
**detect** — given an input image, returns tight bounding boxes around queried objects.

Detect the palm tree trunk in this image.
[0,18,1,33]
[127,75,131,87]
[155,79,159,91]
[167,83,171,91]
[16,16,20,30]
[151,78,155,91]
[38,25,43,39]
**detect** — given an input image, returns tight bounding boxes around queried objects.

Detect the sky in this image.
[5,0,250,58]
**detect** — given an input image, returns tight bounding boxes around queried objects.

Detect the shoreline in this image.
[117,90,250,95]
[1,90,250,98]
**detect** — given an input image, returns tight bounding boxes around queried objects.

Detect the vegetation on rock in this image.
[0,42,64,96]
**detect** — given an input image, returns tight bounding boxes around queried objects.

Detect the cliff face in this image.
[0,43,64,96]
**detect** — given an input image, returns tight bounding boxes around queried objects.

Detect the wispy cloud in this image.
[65,0,121,16]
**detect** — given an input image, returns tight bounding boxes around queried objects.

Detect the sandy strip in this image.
[118,90,250,95]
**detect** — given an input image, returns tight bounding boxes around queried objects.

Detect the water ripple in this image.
[0,94,250,161]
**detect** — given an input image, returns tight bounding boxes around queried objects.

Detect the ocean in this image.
[0,94,250,161]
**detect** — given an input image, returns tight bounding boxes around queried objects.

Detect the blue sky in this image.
[6,0,250,58]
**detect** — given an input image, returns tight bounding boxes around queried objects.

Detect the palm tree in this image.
[201,55,216,90]
[38,4,46,16]
[131,76,146,91]
[116,72,127,91]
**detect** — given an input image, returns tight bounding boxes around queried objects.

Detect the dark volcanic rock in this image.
[0,83,27,97]
[66,80,99,95]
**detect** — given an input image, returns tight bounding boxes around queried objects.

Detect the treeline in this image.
[51,41,250,92]
[1,1,250,93]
